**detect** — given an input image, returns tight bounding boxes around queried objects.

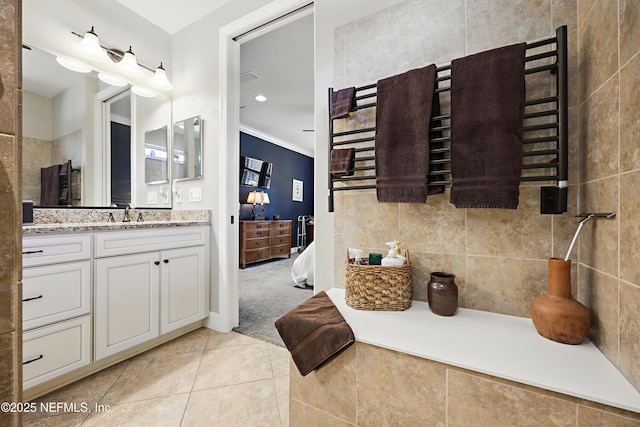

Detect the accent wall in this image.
[239,131,314,246]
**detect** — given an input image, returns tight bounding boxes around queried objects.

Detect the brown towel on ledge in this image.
[375,64,438,203]
[275,291,355,376]
[331,87,357,119]
[450,43,526,209]
[329,148,356,177]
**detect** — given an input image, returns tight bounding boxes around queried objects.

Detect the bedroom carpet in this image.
[234,253,313,347]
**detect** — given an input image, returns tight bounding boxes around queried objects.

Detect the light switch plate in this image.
[189,187,202,202]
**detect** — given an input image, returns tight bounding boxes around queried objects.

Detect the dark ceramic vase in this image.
[530,258,591,345]
[427,272,458,316]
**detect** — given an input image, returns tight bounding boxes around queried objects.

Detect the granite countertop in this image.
[22,219,210,235]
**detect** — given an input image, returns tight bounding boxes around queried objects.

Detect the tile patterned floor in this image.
[23,328,291,427]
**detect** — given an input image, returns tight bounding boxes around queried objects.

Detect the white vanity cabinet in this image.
[94,227,208,360]
[21,234,92,389]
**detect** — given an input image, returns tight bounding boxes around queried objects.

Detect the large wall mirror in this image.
[173,116,202,182]
[22,46,173,208]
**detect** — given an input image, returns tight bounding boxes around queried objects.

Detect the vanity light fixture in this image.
[98,72,127,87]
[55,56,92,73]
[131,85,158,98]
[58,26,173,93]
[149,63,173,91]
[118,46,144,77]
[72,27,109,62]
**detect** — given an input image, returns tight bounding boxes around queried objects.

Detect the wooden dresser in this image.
[239,220,292,268]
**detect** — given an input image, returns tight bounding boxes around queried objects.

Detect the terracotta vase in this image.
[428,272,458,316]
[530,258,591,345]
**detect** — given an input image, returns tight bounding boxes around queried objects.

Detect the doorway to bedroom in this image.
[233,6,315,346]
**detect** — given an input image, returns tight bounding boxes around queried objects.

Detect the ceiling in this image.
[239,13,314,156]
[22,1,315,157]
[114,0,233,35]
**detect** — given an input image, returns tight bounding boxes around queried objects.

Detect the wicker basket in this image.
[345,250,412,311]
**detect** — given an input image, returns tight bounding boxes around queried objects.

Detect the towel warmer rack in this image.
[328,25,568,214]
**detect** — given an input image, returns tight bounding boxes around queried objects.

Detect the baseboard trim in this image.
[205,311,231,332]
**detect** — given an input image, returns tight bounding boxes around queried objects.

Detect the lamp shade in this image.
[149,63,173,90]
[131,85,158,98]
[247,191,260,204]
[56,56,92,73]
[98,72,127,87]
[72,27,109,62]
[118,46,143,77]
[260,192,270,204]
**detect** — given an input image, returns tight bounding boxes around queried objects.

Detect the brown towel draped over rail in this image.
[375,64,439,203]
[275,291,355,376]
[329,147,355,177]
[331,87,357,119]
[40,164,61,206]
[449,43,526,209]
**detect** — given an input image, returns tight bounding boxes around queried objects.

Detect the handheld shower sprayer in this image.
[564,212,616,261]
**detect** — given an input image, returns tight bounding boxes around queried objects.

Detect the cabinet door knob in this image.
[164,259,169,263]
[155,261,160,265]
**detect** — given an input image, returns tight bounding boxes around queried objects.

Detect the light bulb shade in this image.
[73,27,109,62]
[260,192,270,204]
[131,85,157,98]
[118,47,143,77]
[56,56,92,73]
[149,63,173,90]
[246,191,260,204]
[98,72,127,87]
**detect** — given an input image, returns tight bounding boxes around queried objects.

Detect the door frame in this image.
[216,0,313,332]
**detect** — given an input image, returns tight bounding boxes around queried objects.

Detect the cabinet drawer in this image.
[23,315,91,389]
[245,229,270,239]
[245,237,269,250]
[270,245,290,257]
[23,261,91,331]
[270,236,290,247]
[22,234,92,267]
[95,226,207,257]
[244,248,270,263]
[242,222,270,232]
[269,227,290,237]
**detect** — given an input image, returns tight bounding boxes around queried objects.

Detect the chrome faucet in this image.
[123,203,135,222]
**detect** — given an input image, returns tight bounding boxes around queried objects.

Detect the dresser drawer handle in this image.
[22,250,44,255]
[23,355,44,365]
[22,295,43,302]
[256,241,261,246]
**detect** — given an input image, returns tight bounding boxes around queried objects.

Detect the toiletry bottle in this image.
[381,240,405,266]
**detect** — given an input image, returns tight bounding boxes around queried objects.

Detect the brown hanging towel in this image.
[375,64,438,203]
[449,43,526,209]
[331,87,357,119]
[40,164,61,206]
[329,147,355,177]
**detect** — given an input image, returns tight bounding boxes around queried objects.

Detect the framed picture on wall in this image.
[292,179,303,202]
